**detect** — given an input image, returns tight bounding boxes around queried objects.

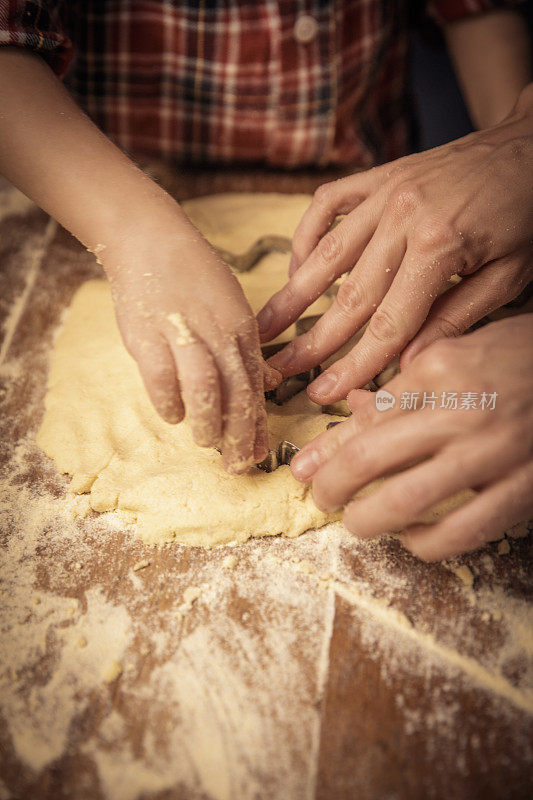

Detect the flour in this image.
[166,311,197,345]
[0,183,35,223]
[36,280,343,546]
[498,539,511,555]
[182,585,202,606]
[1,520,133,771]
[132,559,151,571]
[1,182,532,799]
[450,564,475,587]
[1,433,532,798]
[0,218,57,366]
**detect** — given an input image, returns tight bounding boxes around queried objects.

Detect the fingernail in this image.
[308,372,338,399]
[257,306,273,334]
[162,408,184,425]
[291,448,321,481]
[264,365,282,391]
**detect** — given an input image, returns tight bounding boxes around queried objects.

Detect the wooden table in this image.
[0,171,531,800]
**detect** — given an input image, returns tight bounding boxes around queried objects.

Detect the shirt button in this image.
[293,14,318,44]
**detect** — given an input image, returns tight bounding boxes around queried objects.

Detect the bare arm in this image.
[0,47,184,250]
[0,47,270,472]
[445,10,532,129]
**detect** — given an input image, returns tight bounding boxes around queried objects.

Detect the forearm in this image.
[445,10,532,129]
[0,47,189,262]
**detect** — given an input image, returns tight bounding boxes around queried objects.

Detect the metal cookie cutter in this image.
[257,318,323,472]
[216,240,333,472]
[256,439,301,473]
[216,216,344,272]
[255,413,344,473]
[216,235,291,273]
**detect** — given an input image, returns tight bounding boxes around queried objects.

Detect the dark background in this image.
[410,4,533,150]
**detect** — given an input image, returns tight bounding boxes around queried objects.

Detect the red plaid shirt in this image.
[0,0,522,168]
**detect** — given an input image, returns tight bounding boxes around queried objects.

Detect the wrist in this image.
[96,203,209,285]
[83,181,195,277]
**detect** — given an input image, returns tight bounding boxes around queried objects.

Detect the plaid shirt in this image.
[0,0,522,168]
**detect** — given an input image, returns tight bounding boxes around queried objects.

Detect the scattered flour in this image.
[1,181,532,800]
[498,539,511,555]
[0,184,35,223]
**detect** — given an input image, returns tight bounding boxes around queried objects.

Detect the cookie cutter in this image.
[256,346,322,472]
[255,414,344,473]
[216,235,291,273]
[256,439,301,473]
[216,216,344,272]
[215,241,339,472]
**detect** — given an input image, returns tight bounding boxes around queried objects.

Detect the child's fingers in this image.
[263,361,283,392]
[215,338,257,474]
[237,333,270,463]
[400,460,533,561]
[168,338,222,448]
[253,407,270,463]
[134,334,184,424]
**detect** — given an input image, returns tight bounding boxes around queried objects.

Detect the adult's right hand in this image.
[257,84,533,406]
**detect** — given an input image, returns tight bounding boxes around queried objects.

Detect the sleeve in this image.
[0,0,73,77]
[427,0,524,25]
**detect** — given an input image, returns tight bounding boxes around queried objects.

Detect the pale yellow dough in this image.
[38,193,472,547]
[38,193,344,546]
[38,280,340,545]
[183,192,312,254]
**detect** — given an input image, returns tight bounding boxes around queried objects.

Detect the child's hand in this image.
[289,316,533,561]
[256,84,533,405]
[103,216,270,474]
[0,47,274,474]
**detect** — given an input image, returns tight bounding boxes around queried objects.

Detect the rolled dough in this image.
[182,192,313,254]
[38,193,347,546]
[38,280,342,546]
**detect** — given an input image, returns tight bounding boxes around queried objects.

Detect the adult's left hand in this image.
[257,84,533,406]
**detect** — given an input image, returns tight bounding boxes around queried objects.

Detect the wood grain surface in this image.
[0,172,531,800]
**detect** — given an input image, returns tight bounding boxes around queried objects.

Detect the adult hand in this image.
[289,316,533,561]
[105,215,274,474]
[257,84,533,406]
